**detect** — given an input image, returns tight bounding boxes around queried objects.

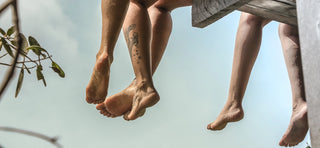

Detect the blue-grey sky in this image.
[0,0,310,147]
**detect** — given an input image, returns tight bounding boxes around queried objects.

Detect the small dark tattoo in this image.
[124,24,142,64]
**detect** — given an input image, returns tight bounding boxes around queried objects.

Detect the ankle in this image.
[96,52,113,65]
[96,46,113,61]
[226,96,242,108]
[135,79,152,85]
[135,77,153,85]
[292,101,307,112]
[135,79,155,91]
[227,91,243,102]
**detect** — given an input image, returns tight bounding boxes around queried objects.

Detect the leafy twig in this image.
[0,0,65,98]
[0,0,22,99]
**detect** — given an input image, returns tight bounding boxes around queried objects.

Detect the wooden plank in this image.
[239,0,297,26]
[192,0,250,28]
[192,0,297,28]
[296,0,320,147]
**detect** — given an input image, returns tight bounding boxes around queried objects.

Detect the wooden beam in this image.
[238,0,297,26]
[297,0,320,147]
[192,0,250,28]
[192,0,297,28]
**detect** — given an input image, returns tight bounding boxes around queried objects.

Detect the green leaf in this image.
[20,33,29,51]
[26,45,46,56]
[36,65,46,86]
[28,36,40,46]
[0,28,5,35]
[7,26,16,36]
[14,33,29,56]
[11,34,28,51]
[15,66,25,98]
[1,38,14,57]
[51,61,65,78]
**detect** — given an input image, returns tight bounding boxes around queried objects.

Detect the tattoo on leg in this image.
[124,24,141,64]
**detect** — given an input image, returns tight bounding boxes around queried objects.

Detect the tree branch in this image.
[0,0,12,15]
[0,0,22,100]
[7,43,40,66]
[0,62,36,69]
[18,55,52,63]
[0,127,62,148]
[0,53,8,58]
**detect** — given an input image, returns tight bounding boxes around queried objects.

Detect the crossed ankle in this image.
[135,78,153,86]
[134,81,157,94]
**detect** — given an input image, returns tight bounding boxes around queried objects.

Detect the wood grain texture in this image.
[192,0,297,28]
[239,0,297,26]
[192,0,250,28]
[297,0,320,147]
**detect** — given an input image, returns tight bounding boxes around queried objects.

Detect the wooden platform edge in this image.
[238,1,297,26]
[192,0,250,28]
[192,0,297,28]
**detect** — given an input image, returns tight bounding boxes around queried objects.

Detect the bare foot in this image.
[279,103,308,147]
[86,53,113,104]
[123,81,159,121]
[96,81,135,117]
[207,101,244,130]
[96,80,159,120]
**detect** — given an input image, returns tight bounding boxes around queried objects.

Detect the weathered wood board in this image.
[192,0,250,28]
[238,0,297,26]
[296,0,320,147]
[192,0,297,28]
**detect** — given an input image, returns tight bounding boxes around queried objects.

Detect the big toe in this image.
[279,139,286,146]
[207,123,213,130]
[86,96,94,104]
[207,122,227,131]
[96,103,105,110]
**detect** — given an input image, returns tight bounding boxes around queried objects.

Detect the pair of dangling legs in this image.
[207,13,308,147]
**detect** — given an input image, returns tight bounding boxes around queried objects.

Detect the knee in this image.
[130,0,156,8]
[278,23,299,38]
[150,5,171,14]
[240,13,269,28]
[151,0,191,12]
[150,0,174,12]
[278,23,300,48]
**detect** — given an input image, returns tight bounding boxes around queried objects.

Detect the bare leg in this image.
[278,23,308,147]
[149,3,174,74]
[97,0,192,118]
[207,13,270,130]
[86,0,129,104]
[99,0,161,121]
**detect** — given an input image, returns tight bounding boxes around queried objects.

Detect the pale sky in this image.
[0,0,310,148]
